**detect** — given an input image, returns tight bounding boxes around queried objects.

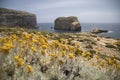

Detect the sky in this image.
[0,0,120,23]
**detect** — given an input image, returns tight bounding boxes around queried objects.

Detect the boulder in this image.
[54,16,81,31]
[0,8,37,28]
[92,28,108,34]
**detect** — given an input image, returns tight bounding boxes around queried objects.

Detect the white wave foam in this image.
[108,31,113,33]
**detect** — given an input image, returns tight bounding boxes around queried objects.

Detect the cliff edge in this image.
[0,8,37,28]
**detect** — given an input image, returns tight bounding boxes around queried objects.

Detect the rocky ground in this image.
[0,28,120,80]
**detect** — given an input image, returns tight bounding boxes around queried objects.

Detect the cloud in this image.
[0,0,120,23]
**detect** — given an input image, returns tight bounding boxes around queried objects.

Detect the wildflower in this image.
[1,46,11,53]
[14,55,19,62]
[46,34,50,39]
[68,45,75,52]
[82,53,87,57]
[43,37,48,43]
[12,34,18,39]
[110,55,116,60]
[41,45,48,49]
[37,32,41,35]
[41,49,46,55]
[52,40,59,47]
[61,51,66,57]
[6,42,14,48]
[99,59,105,67]
[0,38,7,42]
[39,39,46,45]
[97,47,101,52]
[27,65,33,73]
[28,33,34,39]
[76,44,80,48]
[24,34,30,39]
[1,42,14,53]
[32,39,39,44]
[22,41,27,45]
[31,46,37,53]
[61,44,69,50]
[69,53,75,59]
[21,48,25,52]
[43,59,49,63]
[75,48,83,55]
[14,55,24,67]
[60,38,67,44]
[18,39,23,42]
[105,58,113,65]
[49,53,58,58]
[18,58,24,67]
[85,51,92,57]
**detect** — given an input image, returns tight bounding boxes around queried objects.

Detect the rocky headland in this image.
[0,8,37,28]
[54,16,81,31]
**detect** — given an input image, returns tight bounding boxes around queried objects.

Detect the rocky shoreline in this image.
[0,28,120,80]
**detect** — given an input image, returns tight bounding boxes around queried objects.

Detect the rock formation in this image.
[54,16,81,31]
[0,8,37,28]
[92,28,108,34]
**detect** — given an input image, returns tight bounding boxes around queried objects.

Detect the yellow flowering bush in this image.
[30,46,37,53]
[0,28,120,80]
[69,53,75,59]
[14,55,24,67]
[27,65,33,73]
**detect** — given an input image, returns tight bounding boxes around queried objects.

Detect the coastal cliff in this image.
[54,16,81,31]
[0,8,37,28]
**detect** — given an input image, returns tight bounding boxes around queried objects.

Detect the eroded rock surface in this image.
[54,16,81,31]
[0,8,37,28]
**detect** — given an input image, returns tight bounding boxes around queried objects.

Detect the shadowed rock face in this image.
[54,16,81,31]
[0,8,37,28]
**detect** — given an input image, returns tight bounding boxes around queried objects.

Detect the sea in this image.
[37,23,120,39]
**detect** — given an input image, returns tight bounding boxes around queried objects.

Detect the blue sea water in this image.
[37,23,120,39]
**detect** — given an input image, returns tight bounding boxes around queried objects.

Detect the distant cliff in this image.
[0,8,37,28]
[54,16,81,31]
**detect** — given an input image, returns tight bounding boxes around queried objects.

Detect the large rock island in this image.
[54,16,81,31]
[0,8,37,28]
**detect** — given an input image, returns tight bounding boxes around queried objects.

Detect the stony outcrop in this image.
[0,8,37,28]
[54,16,81,31]
[92,28,108,34]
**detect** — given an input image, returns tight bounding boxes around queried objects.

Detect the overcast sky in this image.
[0,0,120,23]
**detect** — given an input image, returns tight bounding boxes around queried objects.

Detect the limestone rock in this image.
[92,28,108,34]
[0,8,37,28]
[54,16,81,31]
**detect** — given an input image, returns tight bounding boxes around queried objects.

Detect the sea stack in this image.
[0,8,37,28]
[54,16,81,31]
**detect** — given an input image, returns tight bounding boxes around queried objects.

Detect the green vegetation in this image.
[0,8,34,16]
